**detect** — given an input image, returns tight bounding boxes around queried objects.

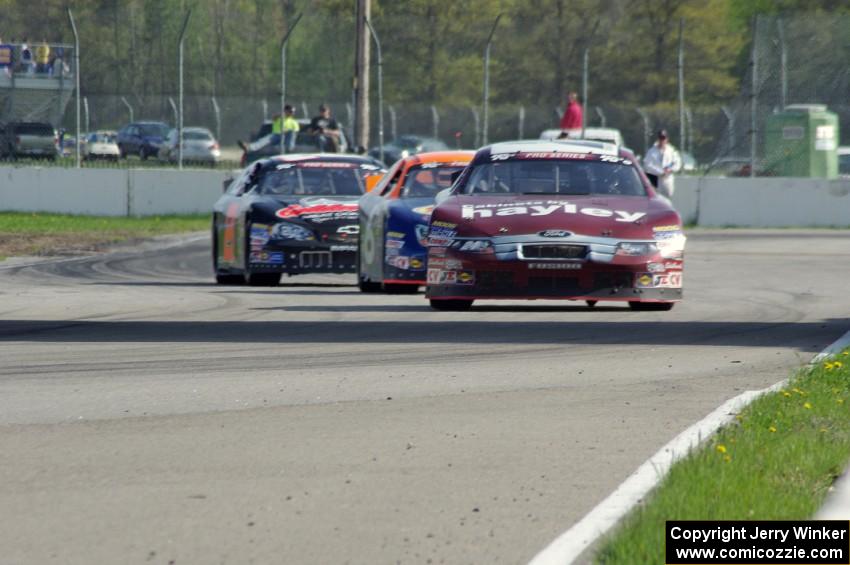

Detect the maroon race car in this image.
[425,140,685,311]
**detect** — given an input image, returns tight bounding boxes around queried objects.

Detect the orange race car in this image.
[357,151,475,292]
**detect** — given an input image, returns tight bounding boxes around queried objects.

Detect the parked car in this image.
[368,135,449,166]
[239,119,354,166]
[116,121,170,160]
[83,131,120,161]
[158,127,221,165]
[357,150,475,293]
[0,122,59,160]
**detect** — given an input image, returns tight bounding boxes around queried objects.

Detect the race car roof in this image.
[409,150,475,166]
[486,139,619,157]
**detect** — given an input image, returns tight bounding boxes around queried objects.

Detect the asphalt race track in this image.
[2,230,849,564]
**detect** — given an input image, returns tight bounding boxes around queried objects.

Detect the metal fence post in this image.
[262,99,268,121]
[471,107,480,148]
[677,17,685,151]
[67,8,80,168]
[685,106,693,155]
[594,106,606,128]
[168,97,178,126]
[301,101,309,122]
[177,9,192,170]
[749,16,758,178]
[777,18,787,110]
[83,96,90,134]
[721,105,735,154]
[581,48,588,138]
[279,13,303,154]
[431,105,439,140]
[518,105,525,140]
[636,108,650,156]
[388,105,397,140]
[211,97,221,142]
[482,13,502,146]
[364,17,383,163]
[346,102,353,131]
[120,97,134,122]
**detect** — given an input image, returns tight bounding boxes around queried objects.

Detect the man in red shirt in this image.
[559,91,583,130]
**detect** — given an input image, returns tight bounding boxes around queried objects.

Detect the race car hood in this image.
[250,195,361,241]
[431,194,680,239]
[388,197,435,221]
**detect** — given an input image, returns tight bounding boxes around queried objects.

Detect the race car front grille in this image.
[299,251,332,269]
[527,276,581,294]
[520,244,587,260]
[593,272,635,290]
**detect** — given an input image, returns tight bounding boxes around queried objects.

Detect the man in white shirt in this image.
[642,129,682,198]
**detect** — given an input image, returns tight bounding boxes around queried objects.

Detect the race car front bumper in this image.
[425,235,683,302]
[248,243,358,274]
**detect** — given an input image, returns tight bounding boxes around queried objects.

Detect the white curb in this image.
[528,329,850,565]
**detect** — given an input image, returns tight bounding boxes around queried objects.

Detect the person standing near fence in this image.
[35,39,49,73]
[642,129,682,198]
[282,105,299,153]
[559,91,583,131]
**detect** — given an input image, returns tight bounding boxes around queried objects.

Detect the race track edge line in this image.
[527,329,850,565]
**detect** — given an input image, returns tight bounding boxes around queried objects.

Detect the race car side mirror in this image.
[364,172,383,193]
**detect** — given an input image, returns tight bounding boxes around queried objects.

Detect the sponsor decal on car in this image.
[414,224,429,247]
[389,256,410,269]
[297,161,358,169]
[386,231,406,238]
[409,257,425,270]
[249,251,285,265]
[539,229,572,238]
[250,224,271,243]
[528,262,581,270]
[653,272,683,288]
[428,225,457,246]
[457,270,475,284]
[460,201,645,222]
[636,273,653,287]
[337,225,360,235]
[426,269,474,285]
[275,199,359,223]
[432,220,457,229]
[385,239,404,249]
[413,205,435,216]
[330,245,357,252]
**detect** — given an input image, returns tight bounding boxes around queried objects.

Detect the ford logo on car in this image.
[539,230,571,238]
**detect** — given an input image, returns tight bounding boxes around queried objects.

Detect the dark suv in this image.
[0,122,59,160]
[116,121,170,160]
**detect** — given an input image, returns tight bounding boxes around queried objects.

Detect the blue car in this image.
[117,121,170,160]
[357,150,474,293]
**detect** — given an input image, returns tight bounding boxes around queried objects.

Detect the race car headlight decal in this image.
[450,239,493,253]
[271,222,315,241]
[414,224,429,246]
[616,242,658,256]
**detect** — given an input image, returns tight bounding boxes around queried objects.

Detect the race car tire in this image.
[216,273,246,285]
[586,300,598,307]
[246,272,281,286]
[628,301,675,311]
[357,237,382,293]
[383,283,419,294]
[212,222,246,285]
[429,299,474,311]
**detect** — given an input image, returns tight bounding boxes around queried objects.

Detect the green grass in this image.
[0,212,210,258]
[596,350,850,564]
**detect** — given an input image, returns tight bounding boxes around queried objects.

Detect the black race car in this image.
[212,154,385,285]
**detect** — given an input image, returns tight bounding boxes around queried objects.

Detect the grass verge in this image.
[596,350,850,564]
[0,212,210,260]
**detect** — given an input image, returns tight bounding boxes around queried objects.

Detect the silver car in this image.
[159,127,221,165]
[1,122,59,160]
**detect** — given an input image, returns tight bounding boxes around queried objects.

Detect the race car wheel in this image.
[585,300,598,307]
[246,272,281,286]
[216,273,246,285]
[384,283,419,294]
[359,278,382,293]
[429,299,474,311]
[628,301,675,311]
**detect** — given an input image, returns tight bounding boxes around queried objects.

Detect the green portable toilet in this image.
[764,104,839,178]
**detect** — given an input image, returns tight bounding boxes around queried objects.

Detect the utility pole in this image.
[581,48,588,139]
[777,18,787,111]
[354,0,371,151]
[280,12,303,154]
[750,16,758,178]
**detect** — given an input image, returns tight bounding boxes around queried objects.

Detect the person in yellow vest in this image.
[35,39,50,73]
[282,105,299,153]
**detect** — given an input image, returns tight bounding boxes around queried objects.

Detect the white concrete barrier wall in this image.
[2,166,850,227]
[0,165,230,216]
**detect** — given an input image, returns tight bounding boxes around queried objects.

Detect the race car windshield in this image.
[401,165,466,198]
[461,159,646,197]
[258,167,364,196]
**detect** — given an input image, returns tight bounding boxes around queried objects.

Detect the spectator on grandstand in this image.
[19,39,33,74]
[0,39,13,76]
[35,40,50,73]
[282,105,300,153]
[559,91,583,130]
[309,104,341,153]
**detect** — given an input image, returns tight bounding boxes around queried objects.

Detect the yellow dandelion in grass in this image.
[716,444,727,454]
[837,398,845,405]
[820,428,828,433]
[803,402,813,410]
[825,363,834,371]
[735,414,743,422]
[769,426,777,433]
[782,391,792,398]
[835,361,844,369]
[724,455,732,463]
[843,351,849,356]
